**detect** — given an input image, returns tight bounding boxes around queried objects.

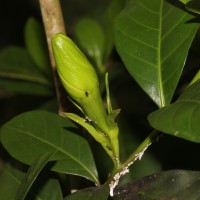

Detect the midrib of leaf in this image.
[0,72,51,86]
[158,0,165,108]
[5,126,98,183]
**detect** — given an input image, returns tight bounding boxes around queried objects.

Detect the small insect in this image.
[85,116,93,124]
[85,91,89,97]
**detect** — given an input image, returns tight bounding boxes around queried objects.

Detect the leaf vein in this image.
[6,126,97,182]
[137,0,160,14]
[125,12,158,31]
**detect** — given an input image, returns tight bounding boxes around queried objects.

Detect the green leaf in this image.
[74,18,105,72]
[179,0,190,4]
[24,17,51,77]
[186,0,200,14]
[0,164,63,200]
[0,46,53,95]
[16,152,55,200]
[103,0,125,61]
[179,0,200,15]
[114,0,198,107]
[114,170,200,199]
[148,81,200,143]
[0,110,99,184]
[36,178,63,200]
[64,185,109,200]
[0,78,53,96]
[0,164,24,200]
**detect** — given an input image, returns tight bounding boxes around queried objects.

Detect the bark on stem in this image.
[39,0,66,114]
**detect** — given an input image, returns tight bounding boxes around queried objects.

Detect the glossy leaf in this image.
[24,17,51,77]
[0,110,99,184]
[148,81,200,143]
[74,18,105,72]
[16,152,55,200]
[114,170,200,199]
[0,46,53,95]
[114,0,198,107]
[64,185,109,200]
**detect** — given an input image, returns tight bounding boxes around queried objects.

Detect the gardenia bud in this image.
[52,33,99,100]
[52,34,120,166]
[52,34,109,133]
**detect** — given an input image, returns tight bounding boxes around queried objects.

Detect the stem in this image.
[121,130,159,168]
[107,130,160,185]
[39,0,66,114]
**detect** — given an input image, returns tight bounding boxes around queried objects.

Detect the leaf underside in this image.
[115,170,200,200]
[64,185,109,200]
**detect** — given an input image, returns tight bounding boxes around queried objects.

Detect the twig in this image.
[107,130,160,196]
[39,0,66,114]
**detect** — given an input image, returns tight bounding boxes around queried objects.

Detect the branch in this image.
[39,0,66,114]
[107,130,160,196]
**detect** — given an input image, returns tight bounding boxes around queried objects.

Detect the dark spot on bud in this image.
[85,91,89,97]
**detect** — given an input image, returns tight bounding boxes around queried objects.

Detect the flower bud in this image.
[52,34,108,131]
[52,34,120,166]
[52,33,99,100]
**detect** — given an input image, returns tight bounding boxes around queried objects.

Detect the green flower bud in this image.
[52,34,120,167]
[52,34,109,131]
[52,33,99,100]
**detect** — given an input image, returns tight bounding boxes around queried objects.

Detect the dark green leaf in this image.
[35,178,63,200]
[114,0,198,107]
[24,17,51,77]
[0,164,24,200]
[0,46,53,95]
[0,110,99,184]
[16,152,55,200]
[114,170,200,200]
[186,0,200,14]
[0,163,63,199]
[103,0,125,61]
[74,18,105,72]
[64,185,109,200]
[0,78,53,96]
[148,81,200,143]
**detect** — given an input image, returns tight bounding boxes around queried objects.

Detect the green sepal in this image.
[105,73,120,163]
[105,73,112,114]
[189,69,200,86]
[107,109,121,123]
[68,97,85,114]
